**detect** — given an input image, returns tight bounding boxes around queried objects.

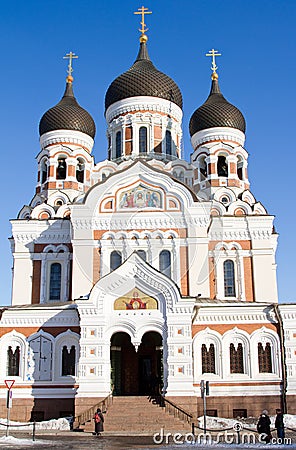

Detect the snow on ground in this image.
[0,417,70,431]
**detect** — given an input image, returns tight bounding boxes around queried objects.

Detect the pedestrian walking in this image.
[257,410,271,443]
[93,407,104,436]
[275,408,285,440]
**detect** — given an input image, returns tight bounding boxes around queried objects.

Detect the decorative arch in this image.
[250,327,281,377]
[0,331,26,379]
[55,330,80,380]
[192,328,222,380]
[222,328,251,377]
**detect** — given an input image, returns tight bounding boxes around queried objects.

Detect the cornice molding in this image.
[72,215,209,231]
[106,96,183,124]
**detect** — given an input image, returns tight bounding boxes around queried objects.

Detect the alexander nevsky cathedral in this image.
[0,7,295,422]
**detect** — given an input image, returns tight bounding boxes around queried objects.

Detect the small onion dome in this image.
[105,39,183,112]
[189,76,246,136]
[39,78,96,138]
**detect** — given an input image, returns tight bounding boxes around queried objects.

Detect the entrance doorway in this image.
[110,331,162,396]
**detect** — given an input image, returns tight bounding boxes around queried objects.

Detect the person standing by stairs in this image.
[93,408,104,436]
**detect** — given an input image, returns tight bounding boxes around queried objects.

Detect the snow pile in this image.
[0,417,70,431]
[0,435,55,447]
[198,416,244,430]
[198,414,296,431]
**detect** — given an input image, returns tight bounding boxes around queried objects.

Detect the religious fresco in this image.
[114,289,158,310]
[118,185,162,209]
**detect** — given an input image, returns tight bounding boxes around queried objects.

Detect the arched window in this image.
[202,344,216,374]
[230,343,244,373]
[258,342,273,373]
[165,130,172,156]
[110,251,122,271]
[159,250,171,278]
[224,260,236,297]
[41,159,47,184]
[139,127,147,154]
[7,346,20,376]
[62,345,76,376]
[49,263,62,300]
[237,156,244,180]
[136,250,146,262]
[199,156,207,179]
[76,159,85,183]
[115,131,122,159]
[217,156,228,177]
[57,158,67,180]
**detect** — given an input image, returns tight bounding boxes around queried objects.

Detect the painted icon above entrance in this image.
[118,184,162,209]
[114,288,158,310]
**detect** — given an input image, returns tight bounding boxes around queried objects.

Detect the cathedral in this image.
[1,9,296,422]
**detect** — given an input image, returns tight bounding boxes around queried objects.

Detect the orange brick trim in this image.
[209,240,252,250]
[180,246,189,296]
[93,248,100,286]
[193,381,281,387]
[244,256,254,301]
[0,326,80,338]
[31,261,41,305]
[93,228,186,239]
[192,323,278,337]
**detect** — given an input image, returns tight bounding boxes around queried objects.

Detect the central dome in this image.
[105,41,183,111]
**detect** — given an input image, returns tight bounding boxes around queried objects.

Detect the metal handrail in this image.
[159,395,193,424]
[74,392,113,429]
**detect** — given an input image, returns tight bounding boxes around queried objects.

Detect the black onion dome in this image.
[189,78,246,136]
[105,41,183,111]
[39,82,96,138]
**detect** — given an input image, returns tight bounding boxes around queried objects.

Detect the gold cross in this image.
[206,49,221,76]
[134,6,152,37]
[63,52,78,78]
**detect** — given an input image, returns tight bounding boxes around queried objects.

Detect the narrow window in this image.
[115,131,122,159]
[159,250,171,278]
[76,159,85,183]
[217,156,228,177]
[230,343,244,373]
[139,127,147,154]
[49,263,62,300]
[110,251,122,271]
[62,345,76,376]
[258,342,273,373]
[202,344,216,374]
[41,159,47,184]
[7,346,20,376]
[136,250,146,262]
[57,158,67,180]
[224,260,236,297]
[165,130,172,156]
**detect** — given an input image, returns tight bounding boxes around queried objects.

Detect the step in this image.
[79,396,192,433]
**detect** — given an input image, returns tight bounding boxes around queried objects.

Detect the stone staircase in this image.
[81,396,192,434]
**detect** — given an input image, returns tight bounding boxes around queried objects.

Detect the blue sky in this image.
[1,0,295,305]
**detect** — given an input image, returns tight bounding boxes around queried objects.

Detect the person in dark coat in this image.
[93,408,104,435]
[275,408,285,440]
[257,410,271,443]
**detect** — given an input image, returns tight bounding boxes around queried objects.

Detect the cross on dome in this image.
[206,48,221,80]
[63,51,78,83]
[134,6,152,42]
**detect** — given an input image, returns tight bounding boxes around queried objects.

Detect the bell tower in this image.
[190,50,249,200]
[36,52,96,204]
